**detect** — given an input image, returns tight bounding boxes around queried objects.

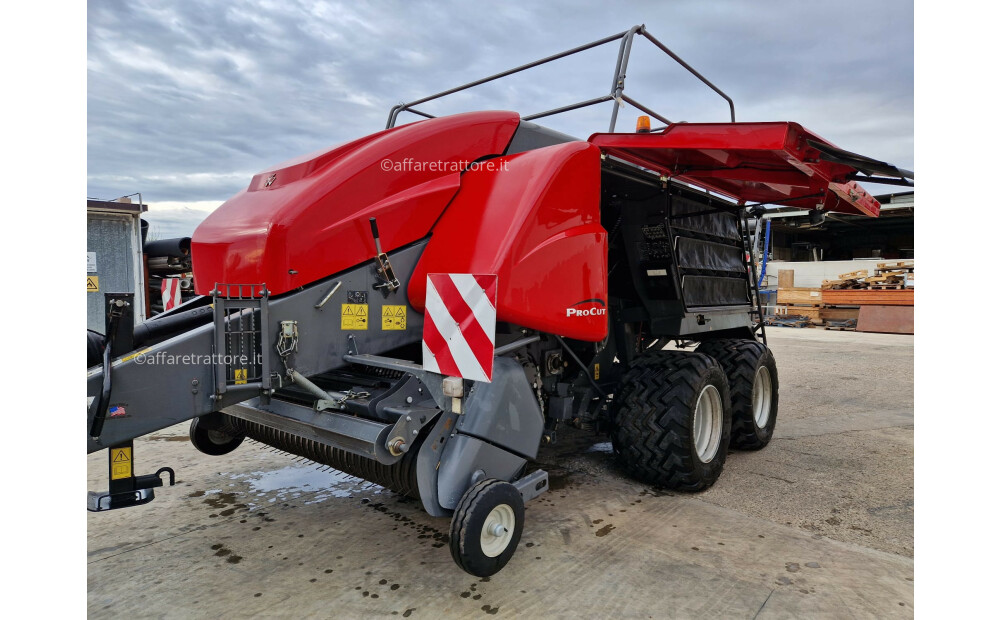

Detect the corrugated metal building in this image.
[763,192,914,263]
[87,198,147,333]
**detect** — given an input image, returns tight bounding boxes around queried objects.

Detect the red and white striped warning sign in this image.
[422,273,497,382]
[161,277,182,311]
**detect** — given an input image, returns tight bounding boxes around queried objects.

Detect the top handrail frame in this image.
[385,24,736,131]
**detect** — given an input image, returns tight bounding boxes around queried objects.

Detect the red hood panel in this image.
[589,122,881,216]
[192,111,520,295]
[408,142,607,341]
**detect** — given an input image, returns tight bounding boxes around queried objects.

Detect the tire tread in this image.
[611,351,731,491]
[695,339,778,449]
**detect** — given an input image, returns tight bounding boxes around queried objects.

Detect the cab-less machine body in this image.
[87,25,912,576]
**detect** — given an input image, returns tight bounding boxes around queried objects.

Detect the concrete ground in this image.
[88,328,913,619]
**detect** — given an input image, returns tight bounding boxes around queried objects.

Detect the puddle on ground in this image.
[540,466,577,491]
[584,441,613,454]
[205,465,385,511]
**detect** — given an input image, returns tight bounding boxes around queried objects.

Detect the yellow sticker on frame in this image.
[381,305,407,330]
[111,447,132,480]
[341,303,369,329]
[87,275,99,292]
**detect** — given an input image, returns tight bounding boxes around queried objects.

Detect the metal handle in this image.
[369,217,384,255]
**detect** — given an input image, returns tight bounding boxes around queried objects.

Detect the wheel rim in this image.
[207,429,232,445]
[480,504,516,557]
[693,384,723,463]
[751,366,773,428]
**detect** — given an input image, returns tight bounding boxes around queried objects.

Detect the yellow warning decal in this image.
[381,305,407,330]
[594,363,600,380]
[341,303,369,330]
[111,447,132,480]
[234,368,247,385]
[87,276,99,292]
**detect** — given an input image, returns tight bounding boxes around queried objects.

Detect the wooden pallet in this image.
[822,278,868,290]
[876,261,914,271]
[838,269,869,280]
[870,270,906,279]
[865,271,906,285]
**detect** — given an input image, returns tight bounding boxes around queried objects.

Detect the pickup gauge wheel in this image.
[450,479,525,577]
[189,416,245,456]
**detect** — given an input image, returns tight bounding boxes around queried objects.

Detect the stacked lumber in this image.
[818,262,915,291]
[869,261,914,290]
[820,262,915,291]
[773,264,913,331]
[876,260,914,271]
[822,269,869,290]
[822,289,914,306]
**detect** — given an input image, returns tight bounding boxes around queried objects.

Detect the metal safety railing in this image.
[386,24,735,131]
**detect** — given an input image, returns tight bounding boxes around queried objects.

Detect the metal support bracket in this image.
[382,405,439,455]
[513,469,549,503]
[87,440,176,512]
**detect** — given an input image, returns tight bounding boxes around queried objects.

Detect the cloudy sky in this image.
[87,0,913,238]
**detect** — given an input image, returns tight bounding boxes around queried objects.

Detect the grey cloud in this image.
[89,0,913,225]
[143,207,218,240]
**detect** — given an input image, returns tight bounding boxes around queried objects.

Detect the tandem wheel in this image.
[449,479,525,577]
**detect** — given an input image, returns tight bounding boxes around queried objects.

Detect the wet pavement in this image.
[88,328,913,618]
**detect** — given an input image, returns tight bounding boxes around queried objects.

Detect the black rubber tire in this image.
[696,339,779,450]
[611,351,732,491]
[189,416,245,456]
[449,479,524,577]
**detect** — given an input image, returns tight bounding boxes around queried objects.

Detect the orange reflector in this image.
[636,115,651,133]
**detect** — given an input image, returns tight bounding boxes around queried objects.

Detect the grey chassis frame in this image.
[86,240,550,517]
